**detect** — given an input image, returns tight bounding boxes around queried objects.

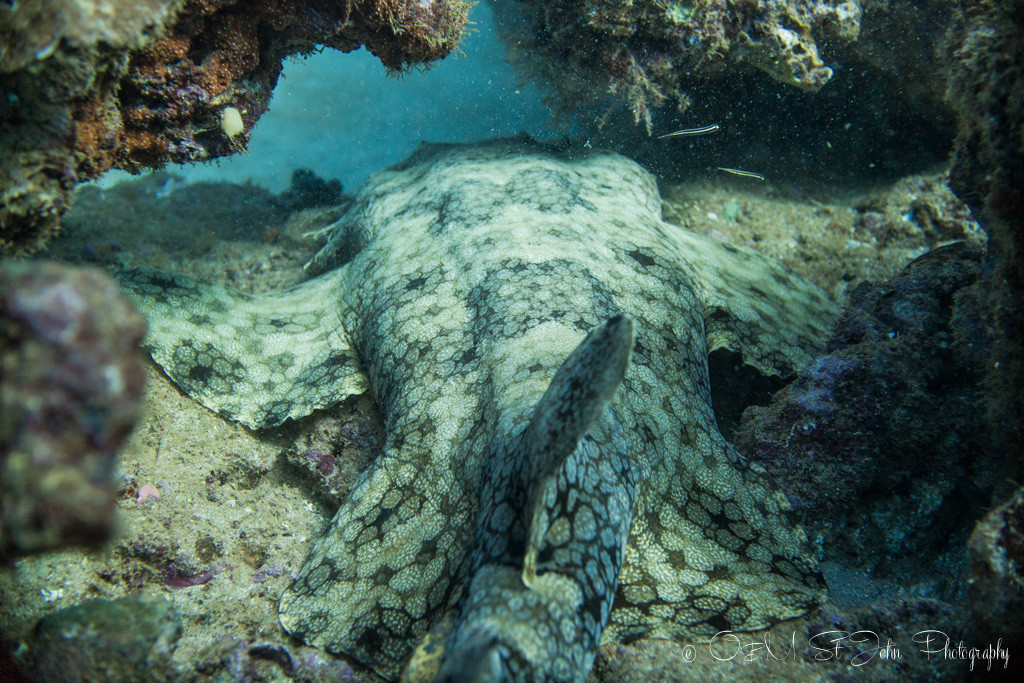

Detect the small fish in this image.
[717,166,766,181]
[657,123,720,139]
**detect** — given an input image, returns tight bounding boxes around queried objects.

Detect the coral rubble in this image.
[0,0,469,254]
[0,260,147,560]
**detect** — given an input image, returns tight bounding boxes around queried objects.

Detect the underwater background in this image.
[2,0,1023,680]
[108,6,559,193]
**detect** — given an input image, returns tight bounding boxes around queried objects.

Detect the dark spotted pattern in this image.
[120,139,838,682]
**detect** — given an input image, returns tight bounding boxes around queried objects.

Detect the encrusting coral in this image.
[0,0,470,255]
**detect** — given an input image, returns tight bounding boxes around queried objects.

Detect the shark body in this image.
[121,138,836,681]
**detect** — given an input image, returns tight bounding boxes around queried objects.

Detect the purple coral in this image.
[306,449,336,477]
[788,355,862,416]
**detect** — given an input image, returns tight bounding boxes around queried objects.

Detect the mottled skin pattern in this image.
[119,138,838,682]
[436,315,636,682]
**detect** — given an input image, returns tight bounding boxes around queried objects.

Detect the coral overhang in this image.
[0,0,470,254]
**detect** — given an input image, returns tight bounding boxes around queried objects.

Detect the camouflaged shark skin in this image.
[120,137,837,682]
[435,315,636,683]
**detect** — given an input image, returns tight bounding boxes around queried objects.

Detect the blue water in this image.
[156,4,557,192]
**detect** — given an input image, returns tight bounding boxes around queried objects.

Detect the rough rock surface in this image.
[946,6,1024,655]
[946,0,1024,467]
[734,242,1003,579]
[0,260,147,560]
[730,241,1018,680]
[27,596,182,682]
[0,0,469,254]
[493,0,955,131]
[968,483,1024,654]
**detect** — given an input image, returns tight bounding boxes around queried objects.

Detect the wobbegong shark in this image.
[120,137,837,681]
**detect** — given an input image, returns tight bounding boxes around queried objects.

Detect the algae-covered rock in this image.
[0,260,147,560]
[735,242,1002,577]
[731,241,1011,678]
[0,0,470,255]
[946,0,1024,467]
[28,597,182,682]
[969,484,1024,652]
[0,0,181,254]
[494,0,954,131]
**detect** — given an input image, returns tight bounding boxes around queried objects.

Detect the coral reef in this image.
[0,0,469,254]
[0,261,147,560]
[274,168,345,212]
[0,133,1011,681]
[493,0,955,132]
[734,242,1004,579]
